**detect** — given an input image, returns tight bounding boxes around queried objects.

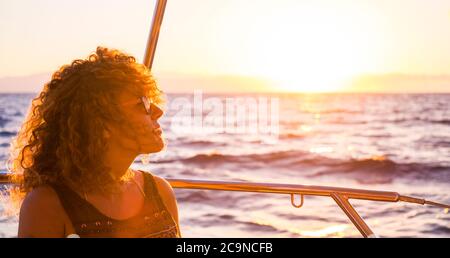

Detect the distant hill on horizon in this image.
[0,72,449,94]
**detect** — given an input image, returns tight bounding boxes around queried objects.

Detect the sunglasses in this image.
[119,96,153,115]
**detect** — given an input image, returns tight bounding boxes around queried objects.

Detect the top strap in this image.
[140,170,181,237]
[50,170,169,225]
[50,183,104,224]
[140,170,166,211]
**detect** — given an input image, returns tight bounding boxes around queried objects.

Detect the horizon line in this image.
[1,90,449,95]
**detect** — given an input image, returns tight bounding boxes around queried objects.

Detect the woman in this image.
[8,47,181,238]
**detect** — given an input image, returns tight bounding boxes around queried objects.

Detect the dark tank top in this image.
[51,171,181,238]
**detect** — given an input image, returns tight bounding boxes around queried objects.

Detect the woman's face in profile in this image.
[107,91,165,154]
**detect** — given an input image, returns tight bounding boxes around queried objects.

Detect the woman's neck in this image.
[103,146,138,181]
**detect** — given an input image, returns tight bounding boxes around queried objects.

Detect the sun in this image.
[236,2,383,93]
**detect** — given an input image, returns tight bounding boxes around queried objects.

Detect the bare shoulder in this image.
[152,174,180,223]
[18,185,68,237]
[152,174,174,194]
[21,185,60,207]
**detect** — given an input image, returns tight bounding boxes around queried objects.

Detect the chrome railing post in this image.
[331,193,376,238]
[143,0,168,69]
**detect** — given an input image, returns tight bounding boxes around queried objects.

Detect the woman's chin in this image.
[153,143,165,153]
[142,139,165,153]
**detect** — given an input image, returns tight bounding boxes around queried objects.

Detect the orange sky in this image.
[1,0,450,93]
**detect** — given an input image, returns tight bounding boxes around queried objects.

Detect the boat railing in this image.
[167,178,449,238]
[1,174,449,238]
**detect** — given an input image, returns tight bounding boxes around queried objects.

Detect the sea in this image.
[0,92,449,237]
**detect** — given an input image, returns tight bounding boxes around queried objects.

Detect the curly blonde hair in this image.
[7,47,163,206]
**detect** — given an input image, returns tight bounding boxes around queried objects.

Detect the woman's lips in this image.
[153,122,161,129]
[153,127,163,135]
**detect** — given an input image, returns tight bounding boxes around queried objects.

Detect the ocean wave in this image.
[173,150,449,184]
[179,150,307,164]
[429,119,450,126]
[182,153,238,163]
[176,190,253,209]
[432,141,450,148]
[0,117,10,128]
[371,117,450,126]
[177,191,211,202]
[0,131,16,137]
[218,214,235,220]
[12,111,22,117]
[275,213,339,223]
[420,224,450,235]
[415,136,450,148]
[180,140,227,147]
[307,158,450,184]
[237,220,283,233]
[279,133,306,140]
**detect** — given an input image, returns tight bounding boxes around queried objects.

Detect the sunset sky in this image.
[1,0,450,93]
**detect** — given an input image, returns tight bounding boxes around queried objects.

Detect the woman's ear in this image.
[103,129,111,139]
[103,122,117,139]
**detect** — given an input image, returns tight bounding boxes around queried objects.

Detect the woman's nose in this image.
[151,103,163,120]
